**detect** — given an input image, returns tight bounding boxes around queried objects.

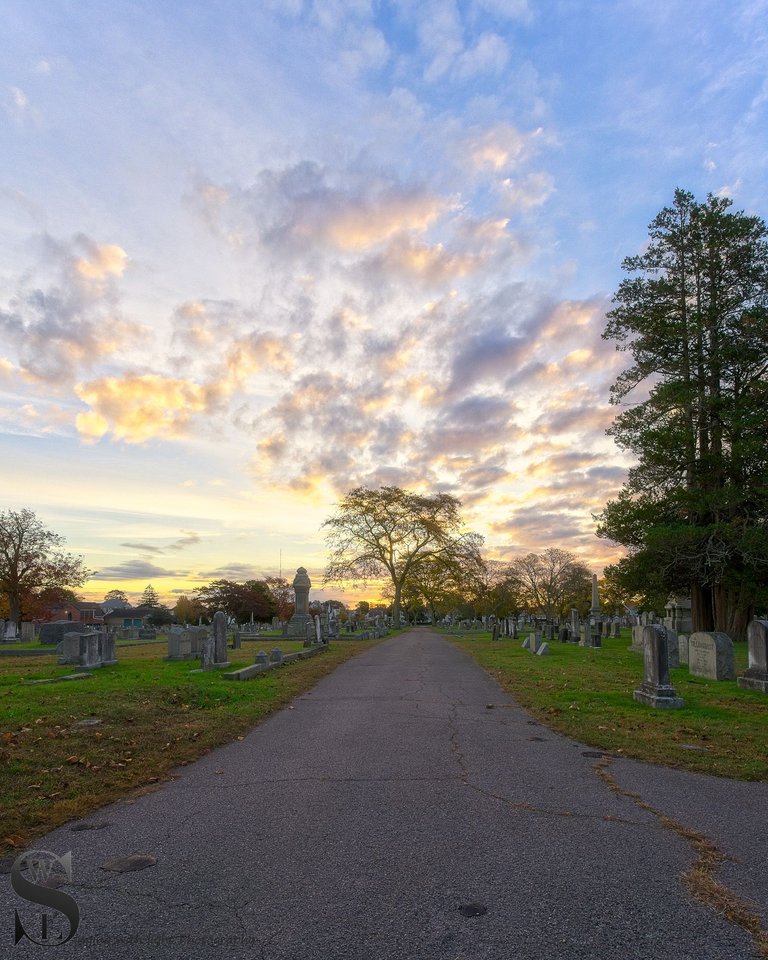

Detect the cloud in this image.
[198,562,263,580]
[169,530,202,550]
[74,373,226,444]
[462,123,545,174]
[74,242,127,280]
[0,233,142,383]
[92,560,185,580]
[195,163,452,259]
[120,541,164,554]
[455,32,510,79]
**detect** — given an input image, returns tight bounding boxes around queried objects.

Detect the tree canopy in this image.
[195,578,275,623]
[323,486,481,625]
[597,188,768,637]
[507,548,591,619]
[0,509,90,631]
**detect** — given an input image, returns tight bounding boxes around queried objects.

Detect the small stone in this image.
[485,704,494,710]
[73,718,102,727]
[101,854,157,873]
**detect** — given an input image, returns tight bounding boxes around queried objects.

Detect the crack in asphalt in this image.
[594,758,768,959]
[446,705,679,831]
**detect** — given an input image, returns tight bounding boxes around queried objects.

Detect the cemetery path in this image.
[4,628,767,960]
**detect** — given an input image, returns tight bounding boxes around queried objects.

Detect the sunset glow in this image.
[1,1,765,607]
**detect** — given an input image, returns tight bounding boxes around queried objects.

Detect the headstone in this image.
[40,620,89,647]
[558,627,569,644]
[491,623,500,642]
[530,631,542,654]
[255,651,269,666]
[285,567,312,639]
[212,611,230,667]
[187,626,207,655]
[75,632,103,671]
[4,619,18,641]
[200,637,215,671]
[166,627,193,661]
[664,627,680,669]
[101,632,117,666]
[21,622,35,643]
[678,634,689,665]
[315,615,322,645]
[590,574,600,619]
[688,632,735,681]
[270,648,283,664]
[536,642,550,656]
[629,624,645,653]
[633,625,684,709]
[59,632,84,665]
[737,620,768,693]
[232,630,241,650]
[138,628,157,640]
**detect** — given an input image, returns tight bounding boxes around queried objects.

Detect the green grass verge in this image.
[445,628,768,782]
[0,638,380,856]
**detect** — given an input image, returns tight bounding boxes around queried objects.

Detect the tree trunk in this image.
[713,582,752,642]
[691,581,715,632]
[393,582,402,627]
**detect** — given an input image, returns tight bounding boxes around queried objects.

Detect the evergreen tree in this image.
[141,584,161,608]
[597,189,768,638]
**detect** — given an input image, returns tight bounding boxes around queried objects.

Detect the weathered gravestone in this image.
[558,627,570,643]
[59,632,86,665]
[199,637,215,671]
[41,621,89,647]
[270,648,283,664]
[102,632,117,666]
[633,625,684,709]
[688,632,734,681]
[491,623,500,642]
[165,627,193,661]
[21,622,35,643]
[737,620,768,693]
[664,628,680,669]
[678,634,689,665]
[255,651,269,667]
[629,624,645,653]
[76,633,103,671]
[212,611,230,668]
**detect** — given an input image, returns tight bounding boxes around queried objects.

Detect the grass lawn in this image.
[445,627,768,782]
[0,637,380,857]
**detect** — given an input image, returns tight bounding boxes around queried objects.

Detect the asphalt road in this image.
[3,628,767,959]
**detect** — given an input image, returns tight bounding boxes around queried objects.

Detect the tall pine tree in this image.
[597,189,768,639]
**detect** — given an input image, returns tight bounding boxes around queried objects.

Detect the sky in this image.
[1,0,767,607]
